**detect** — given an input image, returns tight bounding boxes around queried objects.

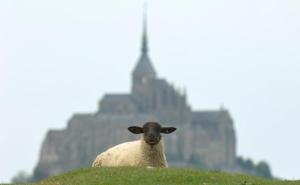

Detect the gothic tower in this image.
[131,13,156,112]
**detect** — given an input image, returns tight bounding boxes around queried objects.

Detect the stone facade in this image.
[33,22,237,180]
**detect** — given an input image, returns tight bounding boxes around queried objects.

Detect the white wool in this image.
[92,138,168,167]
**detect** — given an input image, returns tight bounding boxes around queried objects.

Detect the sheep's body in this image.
[92,138,167,167]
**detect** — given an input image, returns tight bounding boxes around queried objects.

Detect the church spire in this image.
[141,6,148,54]
[132,5,156,79]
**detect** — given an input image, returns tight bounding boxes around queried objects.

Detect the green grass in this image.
[33,167,299,185]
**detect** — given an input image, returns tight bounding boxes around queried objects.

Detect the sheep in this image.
[92,121,177,168]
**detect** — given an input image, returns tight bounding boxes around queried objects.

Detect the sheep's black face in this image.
[143,122,162,145]
[128,122,177,146]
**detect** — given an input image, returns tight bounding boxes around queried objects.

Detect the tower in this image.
[132,10,156,87]
[132,11,156,112]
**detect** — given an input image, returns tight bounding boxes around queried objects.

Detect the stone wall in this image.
[33,110,236,180]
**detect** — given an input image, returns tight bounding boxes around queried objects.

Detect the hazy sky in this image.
[1,0,300,182]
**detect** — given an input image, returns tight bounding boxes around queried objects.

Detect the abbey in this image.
[33,19,237,180]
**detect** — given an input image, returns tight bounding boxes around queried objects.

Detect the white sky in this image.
[1,0,300,182]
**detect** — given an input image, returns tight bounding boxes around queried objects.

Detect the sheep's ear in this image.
[128,126,144,134]
[161,127,177,134]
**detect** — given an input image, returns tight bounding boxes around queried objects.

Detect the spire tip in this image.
[142,2,148,54]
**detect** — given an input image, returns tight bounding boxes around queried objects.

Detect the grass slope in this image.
[35,167,299,185]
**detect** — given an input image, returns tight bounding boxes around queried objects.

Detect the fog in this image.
[1,0,300,182]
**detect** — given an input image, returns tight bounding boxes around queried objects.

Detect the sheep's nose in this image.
[149,134,155,139]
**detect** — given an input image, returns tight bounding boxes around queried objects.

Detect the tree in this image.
[11,170,33,183]
[255,161,272,179]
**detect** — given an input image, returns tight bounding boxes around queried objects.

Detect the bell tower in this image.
[131,9,157,112]
[132,10,156,86]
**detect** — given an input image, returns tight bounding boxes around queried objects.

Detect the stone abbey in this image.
[34,17,270,180]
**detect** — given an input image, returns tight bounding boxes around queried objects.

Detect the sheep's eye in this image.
[143,128,149,133]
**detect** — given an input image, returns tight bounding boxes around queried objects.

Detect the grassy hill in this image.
[32,167,298,185]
